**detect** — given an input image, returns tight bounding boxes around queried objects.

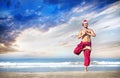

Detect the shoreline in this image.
[0,71,120,78]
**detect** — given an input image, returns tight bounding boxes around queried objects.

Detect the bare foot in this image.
[83,46,91,50]
[84,69,88,72]
[84,66,88,72]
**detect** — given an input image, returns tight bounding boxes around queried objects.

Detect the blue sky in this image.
[0,0,120,58]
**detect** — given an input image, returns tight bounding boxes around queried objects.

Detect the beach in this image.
[0,71,120,78]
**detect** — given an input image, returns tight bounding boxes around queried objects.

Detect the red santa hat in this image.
[82,20,88,26]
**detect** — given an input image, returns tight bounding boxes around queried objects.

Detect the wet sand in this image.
[0,71,120,78]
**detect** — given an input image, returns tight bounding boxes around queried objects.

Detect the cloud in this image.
[0,0,85,51]
[0,0,120,58]
[0,43,17,53]
[13,1,120,57]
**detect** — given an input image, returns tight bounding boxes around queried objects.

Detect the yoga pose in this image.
[74,20,96,72]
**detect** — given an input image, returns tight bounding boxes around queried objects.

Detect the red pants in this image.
[74,41,91,66]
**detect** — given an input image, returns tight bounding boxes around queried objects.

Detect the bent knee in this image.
[84,46,91,50]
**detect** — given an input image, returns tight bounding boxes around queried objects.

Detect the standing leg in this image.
[83,49,91,72]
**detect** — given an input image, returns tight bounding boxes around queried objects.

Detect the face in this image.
[83,23,88,28]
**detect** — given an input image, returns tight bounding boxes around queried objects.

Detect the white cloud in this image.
[94,1,120,18]
[89,1,120,31]
[2,1,120,58]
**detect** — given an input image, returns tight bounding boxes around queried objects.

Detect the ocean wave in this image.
[92,61,120,65]
[0,61,120,68]
[0,62,81,68]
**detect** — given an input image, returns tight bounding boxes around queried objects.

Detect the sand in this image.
[0,71,120,78]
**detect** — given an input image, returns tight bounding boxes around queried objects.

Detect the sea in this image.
[0,57,120,72]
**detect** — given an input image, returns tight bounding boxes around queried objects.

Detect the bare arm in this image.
[86,29,96,37]
[78,30,85,39]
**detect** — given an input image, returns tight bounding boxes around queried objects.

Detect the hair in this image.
[82,20,88,26]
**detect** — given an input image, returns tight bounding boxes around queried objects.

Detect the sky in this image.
[0,0,120,58]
